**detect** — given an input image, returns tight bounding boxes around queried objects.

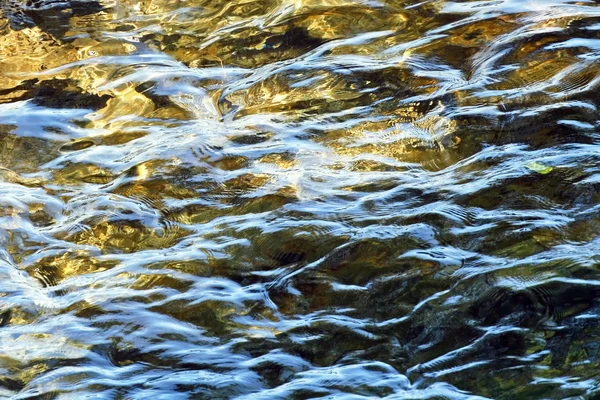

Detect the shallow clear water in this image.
[2,0,600,398]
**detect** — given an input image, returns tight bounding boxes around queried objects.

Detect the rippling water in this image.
[2,0,600,398]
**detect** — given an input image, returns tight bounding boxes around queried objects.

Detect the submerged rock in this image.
[1,0,104,32]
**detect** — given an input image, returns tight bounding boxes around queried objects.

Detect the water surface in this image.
[2,0,600,398]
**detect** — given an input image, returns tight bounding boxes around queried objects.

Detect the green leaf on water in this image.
[526,161,553,175]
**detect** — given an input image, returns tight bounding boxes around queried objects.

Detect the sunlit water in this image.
[1,0,600,398]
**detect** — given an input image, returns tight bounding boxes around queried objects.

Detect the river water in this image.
[1,0,600,398]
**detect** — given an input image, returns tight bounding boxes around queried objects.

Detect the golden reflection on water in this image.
[2,0,600,398]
